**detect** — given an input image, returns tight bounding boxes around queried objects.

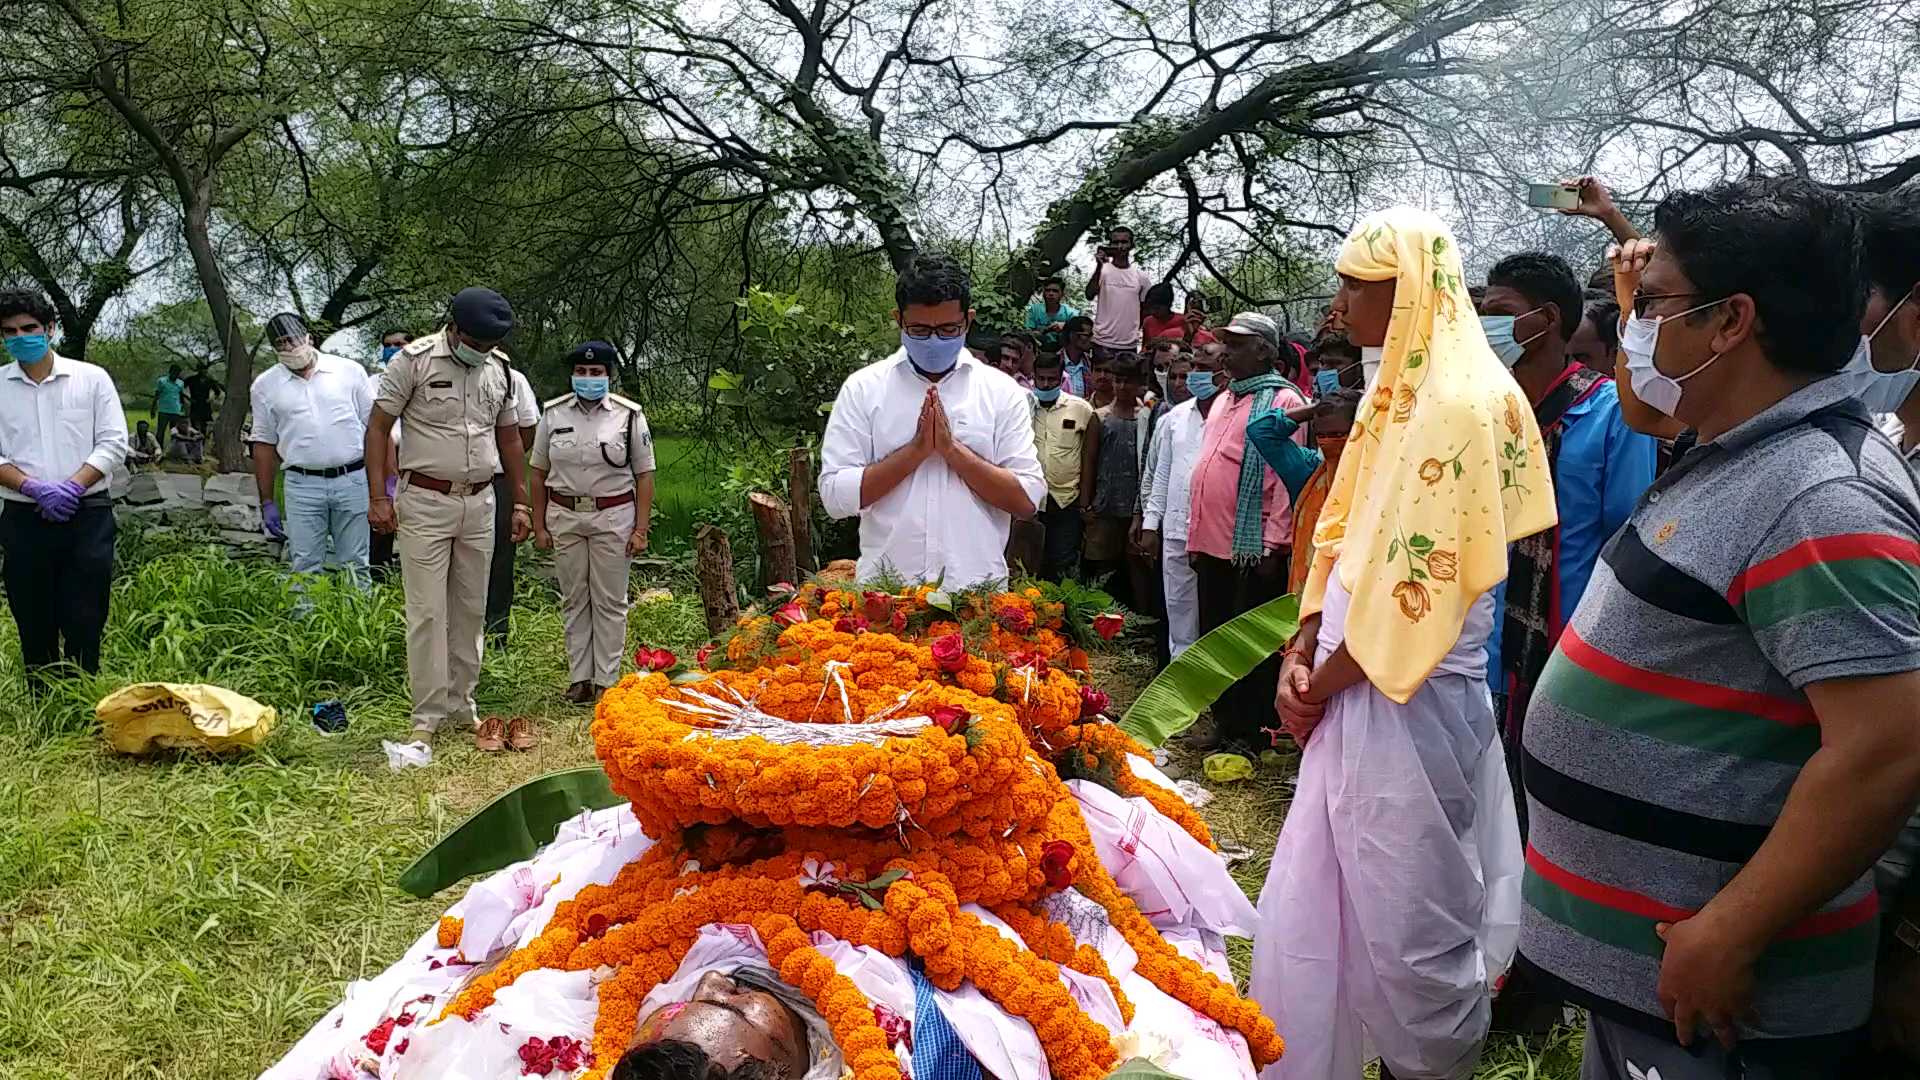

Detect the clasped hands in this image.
[913,387,965,464]
[1270,647,1325,748]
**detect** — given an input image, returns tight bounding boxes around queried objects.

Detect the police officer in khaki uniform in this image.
[366,288,533,752]
[530,341,656,703]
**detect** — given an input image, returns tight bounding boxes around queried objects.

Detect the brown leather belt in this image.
[546,489,636,512]
[403,471,491,497]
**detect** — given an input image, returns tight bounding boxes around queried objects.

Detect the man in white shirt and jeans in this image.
[1085,225,1151,363]
[252,312,376,581]
[820,254,1045,587]
[0,288,129,687]
[1138,340,1226,657]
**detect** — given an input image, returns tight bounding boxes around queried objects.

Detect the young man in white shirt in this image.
[251,312,376,581]
[819,254,1045,587]
[1138,341,1226,657]
[0,288,129,687]
[485,361,540,648]
[1085,225,1151,362]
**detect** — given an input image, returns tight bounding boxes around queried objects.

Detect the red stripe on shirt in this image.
[1726,533,1920,607]
[1560,626,1817,726]
[1527,845,1879,937]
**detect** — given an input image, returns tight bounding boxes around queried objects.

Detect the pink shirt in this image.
[1185,384,1305,560]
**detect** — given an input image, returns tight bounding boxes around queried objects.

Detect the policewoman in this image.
[529,341,656,704]
[366,287,532,751]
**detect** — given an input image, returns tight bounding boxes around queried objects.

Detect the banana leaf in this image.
[1118,593,1299,747]
[398,766,624,898]
[1105,1058,1186,1080]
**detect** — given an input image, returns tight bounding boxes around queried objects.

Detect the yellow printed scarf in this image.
[1301,207,1557,703]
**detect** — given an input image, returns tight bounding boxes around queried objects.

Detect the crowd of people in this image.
[6,166,1920,1079]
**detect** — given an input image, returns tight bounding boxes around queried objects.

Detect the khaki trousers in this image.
[550,501,634,686]
[397,481,495,730]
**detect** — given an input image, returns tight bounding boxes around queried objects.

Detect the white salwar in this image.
[264,762,1257,1080]
[1249,559,1523,1080]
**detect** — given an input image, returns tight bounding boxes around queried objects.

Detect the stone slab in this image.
[203,473,258,507]
[208,503,260,531]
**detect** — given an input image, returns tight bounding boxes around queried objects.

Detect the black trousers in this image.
[1192,550,1289,747]
[1038,500,1083,581]
[484,473,515,641]
[368,527,397,580]
[0,498,115,682]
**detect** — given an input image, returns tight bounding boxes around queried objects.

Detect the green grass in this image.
[0,521,1577,1079]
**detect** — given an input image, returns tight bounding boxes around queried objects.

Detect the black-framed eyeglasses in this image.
[1630,290,1701,318]
[902,322,968,340]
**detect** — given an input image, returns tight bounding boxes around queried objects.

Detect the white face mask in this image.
[1621,297,1726,418]
[1854,295,1920,414]
[1360,346,1385,389]
[276,337,315,370]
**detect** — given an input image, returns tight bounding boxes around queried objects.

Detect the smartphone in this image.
[1527,182,1580,210]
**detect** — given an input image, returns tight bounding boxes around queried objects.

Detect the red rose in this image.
[634,646,676,672]
[584,912,609,939]
[1079,686,1110,719]
[890,609,908,632]
[863,591,896,625]
[775,602,807,626]
[999,608,1034,634]
[1092,612,1125,641]
[930,633,967,674]
[833,614,869,635]
[929,705,967,733]
[1040,840,1076,889]
[873,1003,913,1051]
[650,648,677,671]
[695,643,715,667]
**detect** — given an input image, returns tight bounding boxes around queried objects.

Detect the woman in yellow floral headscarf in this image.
[1248,207,1555,1080]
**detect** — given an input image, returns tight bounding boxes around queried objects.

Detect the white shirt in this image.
[1091,263,1150,348]
[493,368,539,477]
[819,350,1045,587]
[1140,397,1207,542]
[0,352,128,501]
[249,352,374,469]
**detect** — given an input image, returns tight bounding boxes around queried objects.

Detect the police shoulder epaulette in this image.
[401,336,437,358]
[608,393,642,412]
[543,392,575,410]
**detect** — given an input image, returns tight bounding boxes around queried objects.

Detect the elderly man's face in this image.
[631,972,810,1078]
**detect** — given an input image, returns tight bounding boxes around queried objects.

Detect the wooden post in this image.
[748,490,798,591]
[787,447,816,576]
[694,524,740,636]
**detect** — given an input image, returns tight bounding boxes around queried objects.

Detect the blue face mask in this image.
[380,345,401,362]
[572,375,610,400]
[5,333,50,364]
[1480,307,1546,368]
[1033,385,1062,405]
[1313,368,1340,396]
[901,330,966,375]
[1186,369,1220,401]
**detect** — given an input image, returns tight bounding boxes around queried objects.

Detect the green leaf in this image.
[1387,539,1400,560]
[708,370,743,392]
[1431,236,1448,256]
[1405,352,1424,369]
[1106,1059,1191,1080]
[1452,460,1464,479]
[864,868,909,889]
[398,767,622,897]
[1412,567,1428,580]
[925,590,953,612]
[1408,533,1433,551]
[1118,594,1299,747]
[858,891,883,910]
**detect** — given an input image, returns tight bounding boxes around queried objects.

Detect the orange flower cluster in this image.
[440,623,1279,1080]
[1055,723,1216,850]
[436,915,463,950]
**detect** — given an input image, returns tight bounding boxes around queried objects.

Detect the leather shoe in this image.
[474,716,507,752]
[506,716,538,751]
[563,681,593,704]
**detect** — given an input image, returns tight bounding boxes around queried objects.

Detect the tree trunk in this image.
[787,447,816,575]
[748,491,797,591]
[694,524,740,636]
[182,191,255,471]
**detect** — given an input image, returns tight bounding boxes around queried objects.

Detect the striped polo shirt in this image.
[1518,374,1920,1058]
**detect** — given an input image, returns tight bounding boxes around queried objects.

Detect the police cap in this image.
[450,287,514,342]
[565,340,619,369]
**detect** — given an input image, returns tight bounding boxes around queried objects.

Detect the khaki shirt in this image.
[1032,392,1095,508]
[530,393,656,499]
[375,329,516,485]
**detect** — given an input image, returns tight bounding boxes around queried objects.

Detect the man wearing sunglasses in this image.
[819,254,1045,587]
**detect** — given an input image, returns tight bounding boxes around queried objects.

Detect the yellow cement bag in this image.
[96,683,276,755]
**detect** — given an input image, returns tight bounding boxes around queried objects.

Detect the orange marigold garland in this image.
[438,620,1278,1079]
[436,915,463,950]
[1055,722,1217,850]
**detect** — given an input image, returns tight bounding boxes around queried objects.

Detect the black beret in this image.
[450,287,514,341]
[565,340,619,368]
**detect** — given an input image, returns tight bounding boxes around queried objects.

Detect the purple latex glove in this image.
[20,478,78,522]
[384,474,398,500]
[261,498,286,539]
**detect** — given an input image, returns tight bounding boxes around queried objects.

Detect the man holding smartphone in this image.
[1085,225,1151,362]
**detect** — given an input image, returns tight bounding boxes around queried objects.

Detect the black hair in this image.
[1001,330,1036,350]
[1862,188,1920,302]
[1308,330,1360,366]
[1032,351,1064,374]
[381,328,413,342]
[1583,291,1621,356]
[1466,284,1487,308]
[1143,283,1175,309]
[1587,264,1614,292]
[1107,225,1133,243]
[1063,315,1093,336]
[1653,175,1863,374]
[895,252,972,312]
[1041,276,1066,290]
[964,326,998,353]
[1149,338,1182,356]
[1487,251,1583,343]
[1108,356,1149,381]
[168,364,182,376]
[0,287,56,327]
[612,1040,785,1080]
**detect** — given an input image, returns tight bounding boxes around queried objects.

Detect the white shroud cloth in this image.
[262,775,1255,1080]
[1249,559,1523,1080]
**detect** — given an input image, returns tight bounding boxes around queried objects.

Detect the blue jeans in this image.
[283,469,371,582]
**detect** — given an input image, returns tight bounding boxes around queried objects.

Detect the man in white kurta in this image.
[819,254,1044,588]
